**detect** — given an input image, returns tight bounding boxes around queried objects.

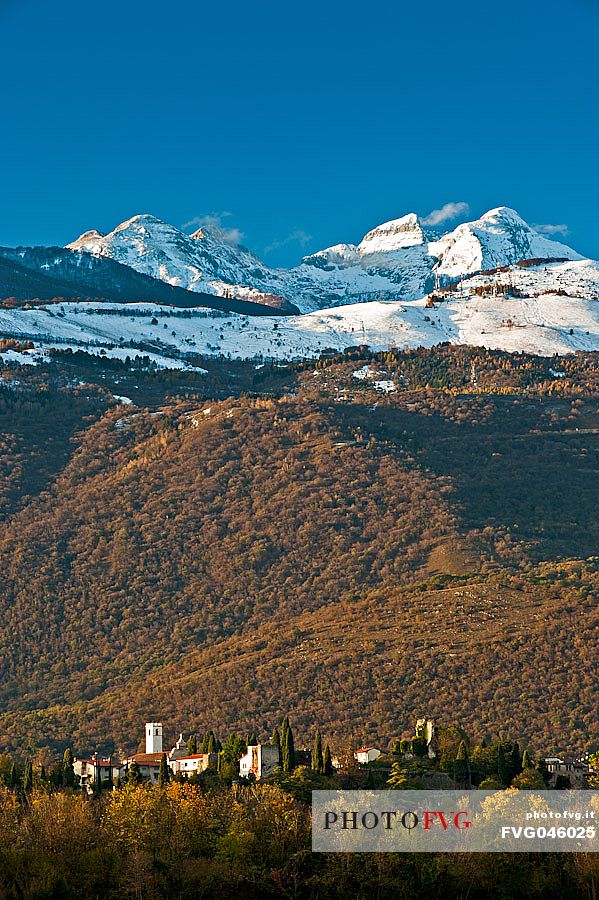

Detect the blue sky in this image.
[1,0,597,265]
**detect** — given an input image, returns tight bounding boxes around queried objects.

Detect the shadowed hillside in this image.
[0,346,597,755]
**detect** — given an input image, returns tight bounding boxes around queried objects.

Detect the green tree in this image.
[281,716,296,774]
[478,775,503,789]
[324,745,334,778]
[62,748,75,789]
[222,734,246,764]
[537,758,550,786]
[158,753,170,787]
[497,744,509,786]
[127,761,142,786]
[509,742,522,782]
[522,749,534,769]
[411,736,428,758]
[247,732,258,746]
[9,762,18,789]
[187,734,197,755]
[23,759,33,793]
[312,728,324,775]
[454,740,470,785]
[387,763,422,790]
[201,730,215,753]
[512,768,545,789]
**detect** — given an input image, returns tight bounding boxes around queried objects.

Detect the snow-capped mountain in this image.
[68,207,583,313]
[67,216,291,308]
[2,204,596,370]
[430,207,581,277]
[0,245,295,315]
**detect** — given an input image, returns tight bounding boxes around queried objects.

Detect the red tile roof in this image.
[127,753,164,765]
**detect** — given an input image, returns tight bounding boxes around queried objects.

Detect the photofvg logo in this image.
[312,790,599,853]
[323,808,471,833]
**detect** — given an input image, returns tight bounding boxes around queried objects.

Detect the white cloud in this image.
[532,223,570,237]
[182,212,245,244]
[264,229,313,254]
[422,201,470,226]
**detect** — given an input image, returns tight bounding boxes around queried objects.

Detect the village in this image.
[70,719,598,794]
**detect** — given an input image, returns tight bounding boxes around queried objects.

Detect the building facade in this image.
[239,744,280,780]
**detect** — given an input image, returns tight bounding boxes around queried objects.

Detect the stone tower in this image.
[145,722,163,754]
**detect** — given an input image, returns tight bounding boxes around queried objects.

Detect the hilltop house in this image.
[73,755,122,791]
[354,747,382,764]
[239,744,280,780]
[544,757,591,787]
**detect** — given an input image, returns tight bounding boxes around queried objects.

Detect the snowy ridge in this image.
[67,207,583,313]
[430,207,582,277]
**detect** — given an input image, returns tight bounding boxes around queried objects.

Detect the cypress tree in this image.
[9,762,17,789]
[312,728,324,774]
[62,749,75,788]
[497,744,509,786]
[537,758,550,786]
[509,743,522,781]
[187,734,198,755]
[158,752,169,787]
[324,745,334,777]
[23,760,33,793]
[206,733,216,754]
[454,741,470,785]
[522,749,534,769]
[247,732,258,746]
[281,716,295,774]
[201,730,213,753]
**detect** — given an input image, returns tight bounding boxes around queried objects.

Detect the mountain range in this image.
[0,205,597,365]
[66,206,582,312]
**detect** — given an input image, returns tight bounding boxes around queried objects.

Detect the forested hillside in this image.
[0,346,597,755]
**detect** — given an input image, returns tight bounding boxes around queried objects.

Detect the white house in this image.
[354,747,381,764]
[239,744,280,780]
[121,752,165,782]
[544,757,590,787]
[171,753,217,777]
[73,755,122,792]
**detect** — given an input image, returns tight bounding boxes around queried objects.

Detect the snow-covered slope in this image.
[2,260,598,367]
[68,213,433,312]
[430,207,581,277]
[67,207,584,313]
[67,215,291,309]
